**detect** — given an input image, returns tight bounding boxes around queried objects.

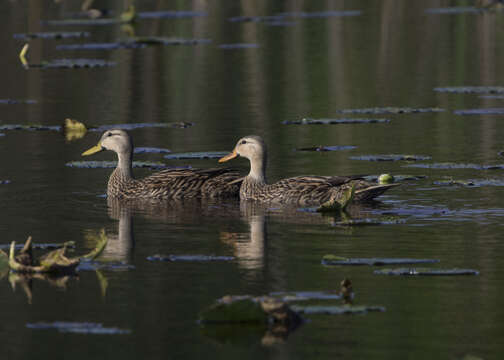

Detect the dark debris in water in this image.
[0,124,61,131]
[57,38,211,51]
[321,256,439,266]
[137,11,207,19]
[434,86,504,94]
[164,151,229,160]
[65,161,168,169]
[374,268,479,276]
[282,118,390,125]
[349,154,431,161]
[0,242,74,250]
[218,43,260,49]
[290,305,385,315]
[44,18,124,26]
[278,10,362,18]
[26,322,131,335]
[295,145,356,152]
[134,147,171,154]
[14,32,90,40]
[335,107,444,114]
[454,108,504,115]
[29,59,116,69]
[229,15,286,23]
[147,254,235,262]
[92,122,193,131]
[0,99,37,105]
[405,162,504,170]
[0,180,9,185]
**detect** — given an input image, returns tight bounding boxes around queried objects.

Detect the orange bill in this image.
[218,149,238,163]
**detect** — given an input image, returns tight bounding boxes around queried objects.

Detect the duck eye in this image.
[241,140,247,145]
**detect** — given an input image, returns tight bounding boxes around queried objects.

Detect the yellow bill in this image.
[82,144,103,156]
[218,149,238,163]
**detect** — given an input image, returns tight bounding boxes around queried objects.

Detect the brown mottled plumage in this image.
[219,135,398,206]
[82,129,242,200]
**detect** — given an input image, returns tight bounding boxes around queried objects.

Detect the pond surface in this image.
[2,0,504,359]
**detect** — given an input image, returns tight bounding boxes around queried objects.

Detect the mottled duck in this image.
[82,129,242,199]
[219,135,398,206]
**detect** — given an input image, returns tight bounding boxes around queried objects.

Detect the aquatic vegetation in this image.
[295,145,356,152]
[164,152,229,160]
[282,118,390,125]
[378,174,394,184]
[65,161,169,170]
[374,268,480,276]
[349,154,431,161]
[405,162,504,170]
[218,43,260,49]
[290,305,385,315]
[454,108,504,115]
[147,254,235,262]
[434,86,504,94]
[13,32,90,40]
[321,255,440,266]
[0,99,37,104]
[335,107,444,114]
[26,322,131,335]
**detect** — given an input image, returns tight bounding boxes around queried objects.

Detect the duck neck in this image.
[114,150,134,181]
[248,155,266,184]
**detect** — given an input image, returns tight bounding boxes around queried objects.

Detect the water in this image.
[2,0,504,358]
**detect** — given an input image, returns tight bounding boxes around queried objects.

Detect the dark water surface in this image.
[2,1,504,359]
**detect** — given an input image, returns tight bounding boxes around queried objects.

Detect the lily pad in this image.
[0,99,37,104]
[146,254,234,262]
[434,86,504,94]
[134,147,171,154]
[295,145,356,152]
[164,151,229,160]
[218,43,260,49]
[425,7,483,14]
[14,32,90,40]
[65,161,169,169]
[282,118,390,125]
[321,256,440,266]
[290,305,385,315]
[349,154,431,161]
[454,108,504,115]
[269,291,342,302]
[278,10,362,18]
[335,107,444,114]
[374,268,479,276]
[26,322,131,335]
[137,11,207,19]
[404,163,504,170]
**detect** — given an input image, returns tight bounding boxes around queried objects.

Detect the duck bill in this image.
[218,149,238,163]
[82,144,103,156]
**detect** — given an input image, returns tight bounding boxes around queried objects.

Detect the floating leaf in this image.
[14,32,90,40]
[335,107,444,114]
[374,268,479,276]
[278,10,362,18]
[425,7,483,14]
[349,154,431,161]
[0,99,37,104]
[65,161,169,169]
[295,145,356,152]
[134,147,171,154]
[290,305,385,315]
[218,43,260,49]
[137,11,207,19]
[269,291,342,302]
[282,118,390,125]
[164,151,229,160]
[26,322,131,335]
[321,256,440,266]
[434,86,504,94]
[405,163,504,170]
[454,108,504,115]
[147,254,235,262]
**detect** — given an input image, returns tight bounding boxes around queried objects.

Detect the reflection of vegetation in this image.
[9,272,73,304]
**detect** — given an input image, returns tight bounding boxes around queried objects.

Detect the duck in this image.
[82,129,242,200]
[219,135,398,206]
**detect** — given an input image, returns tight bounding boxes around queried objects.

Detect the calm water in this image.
[2,0,504,358]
